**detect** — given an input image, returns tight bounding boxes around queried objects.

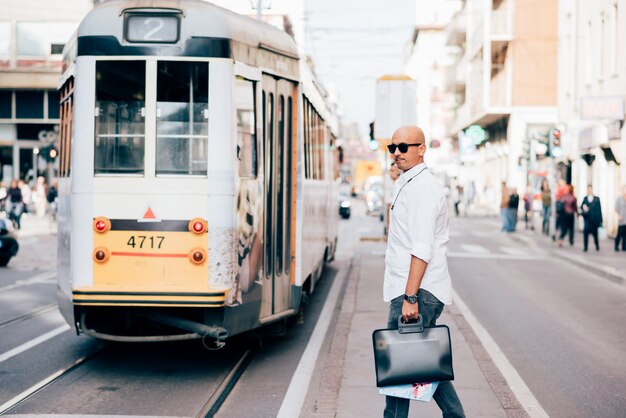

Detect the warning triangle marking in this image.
[143,208,157,219]
[138,207,161,222]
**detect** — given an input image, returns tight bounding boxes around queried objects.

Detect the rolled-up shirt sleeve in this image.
[406,186,439,263]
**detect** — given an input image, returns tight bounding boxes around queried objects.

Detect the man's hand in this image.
[402,300,419,323]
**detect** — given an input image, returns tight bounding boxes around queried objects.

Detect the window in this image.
[235,77,257,178]
[156,61,208,176]
[16,23,48,56]
[59,79,74,178]
[48,90,60,119]
[16,90,44,119]
[0,22,10,65]
[94,60,146,175]
[585,21,593,84]
[0,90,11,118]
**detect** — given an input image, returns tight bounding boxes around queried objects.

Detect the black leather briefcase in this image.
[372,315,454,387]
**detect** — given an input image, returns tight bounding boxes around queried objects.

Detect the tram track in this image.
[0,304,57,330]
[196,348,256,417]
[0,349,104,415]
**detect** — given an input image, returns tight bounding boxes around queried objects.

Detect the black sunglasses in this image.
[387,142,423,153]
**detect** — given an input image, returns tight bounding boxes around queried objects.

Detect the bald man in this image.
[383,126,465,418]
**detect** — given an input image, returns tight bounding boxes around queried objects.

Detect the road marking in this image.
[460,244,490,254]
[0,324,70,364]
[448,252,545,260]
[453,289,549,418]
[500,246,528,256]
[276,262,349,418]
[0,271,56,292]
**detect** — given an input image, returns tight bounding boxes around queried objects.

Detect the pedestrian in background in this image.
[541,179,551,236]
[500,182,510,231]
[507,187,519,232]
[383,125,465,418]
[615,186,626,251]
[523,185,534,230]
[580,185,602,252]
[558,184,578,247]
[6,179,24,229]
[554,178,567,240]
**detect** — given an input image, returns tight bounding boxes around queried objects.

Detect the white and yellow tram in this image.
[56,0,339,342]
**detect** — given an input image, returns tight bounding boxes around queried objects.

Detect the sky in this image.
[304,0,416,138]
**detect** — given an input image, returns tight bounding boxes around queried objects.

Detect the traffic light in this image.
[549,128,562,158]
[42,145,58,162]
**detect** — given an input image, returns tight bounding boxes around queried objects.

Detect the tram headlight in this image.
[93,247,111,263]
[188,218,208,234]
[189,248,207,265]
[93,216,111,233]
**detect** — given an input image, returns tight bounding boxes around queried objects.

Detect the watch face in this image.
[404,294,418,304]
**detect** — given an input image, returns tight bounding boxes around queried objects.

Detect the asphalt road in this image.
[448,216,626,418]
[0,216,348,417]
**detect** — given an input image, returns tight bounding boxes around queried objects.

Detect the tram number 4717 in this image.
[127,235,165,249]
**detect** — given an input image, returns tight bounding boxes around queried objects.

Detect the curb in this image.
[551,250,626,286]
[509,232,626,287]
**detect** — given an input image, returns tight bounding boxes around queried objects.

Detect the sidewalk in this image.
[510,219,626,287]
[329,240,526,418]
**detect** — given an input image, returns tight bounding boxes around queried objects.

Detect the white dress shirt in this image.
[383,163,452,304]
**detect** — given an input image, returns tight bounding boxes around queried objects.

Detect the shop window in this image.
[235,77,257,178]
[94,60,145,175]
[155,61,208,176]
[48,90,60,119]
[16,91,44,119]
[17,123,55,140]
[0,90,11,118]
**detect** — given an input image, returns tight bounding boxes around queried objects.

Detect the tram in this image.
[56,0,339,343]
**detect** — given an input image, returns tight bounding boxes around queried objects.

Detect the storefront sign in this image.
[580,96,625,120]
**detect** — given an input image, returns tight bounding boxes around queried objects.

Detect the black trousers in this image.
[559,213,575,245]
[616,225,626,250]
[583,225,599,251]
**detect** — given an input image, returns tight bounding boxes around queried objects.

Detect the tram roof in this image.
[77,0,299,59]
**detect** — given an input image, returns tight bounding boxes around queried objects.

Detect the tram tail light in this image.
[188,218,208,234]
[189,248,207,265]
[93,217,111,233]
[93,247,111,263]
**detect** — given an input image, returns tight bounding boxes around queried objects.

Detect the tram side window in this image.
[156,61,208,176]
[95,60,145,175]
[235,77,257,178]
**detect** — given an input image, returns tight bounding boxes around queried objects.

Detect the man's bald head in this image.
[389,126,427,171]
[391,126,425,144]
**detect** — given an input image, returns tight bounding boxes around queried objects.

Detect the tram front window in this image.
[94,60,145,175]
[156,61,208,176]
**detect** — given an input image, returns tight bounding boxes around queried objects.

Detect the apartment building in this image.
[559,0,626,236]
[0,0,92,184]
[447,0,558,212]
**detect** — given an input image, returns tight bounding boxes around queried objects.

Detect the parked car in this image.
[339,193,351,219]
[0,216,19,267]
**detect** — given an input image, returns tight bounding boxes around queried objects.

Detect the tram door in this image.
[261,75,295,318]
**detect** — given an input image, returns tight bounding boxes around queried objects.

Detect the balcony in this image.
[490,63,508,107]
[445,7,467,47]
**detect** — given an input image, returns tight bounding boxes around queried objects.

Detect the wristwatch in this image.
[404,293,418,304]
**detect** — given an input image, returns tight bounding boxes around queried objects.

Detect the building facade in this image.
[0,0,92,184]
[401,1,462,186]
[446,0,558,213]
[558,0,626,236]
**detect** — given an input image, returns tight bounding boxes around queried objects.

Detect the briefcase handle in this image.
[397,315,424,334]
